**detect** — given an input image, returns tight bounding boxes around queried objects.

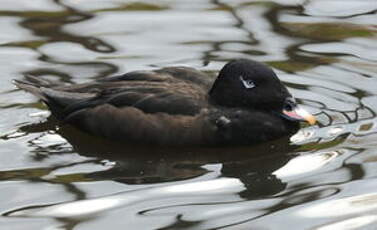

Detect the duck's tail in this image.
[14,75,97,120]
[13,75,58,102]
[14,75,73,119]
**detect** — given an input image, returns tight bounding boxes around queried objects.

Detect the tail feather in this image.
[13,78,48,101]
[14,76,69,119]
[22,74,61,87]
[14,75,97,119]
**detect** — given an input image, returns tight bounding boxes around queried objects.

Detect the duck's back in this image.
[15,67,217,145]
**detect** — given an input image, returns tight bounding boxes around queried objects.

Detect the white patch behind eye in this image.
[240,75,255,89]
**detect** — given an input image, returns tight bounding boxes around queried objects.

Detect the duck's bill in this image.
[282,106,316,125]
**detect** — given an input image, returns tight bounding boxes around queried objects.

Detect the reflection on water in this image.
[0,0,377,229]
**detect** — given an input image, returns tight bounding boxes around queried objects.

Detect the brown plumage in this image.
[14,59,316,146]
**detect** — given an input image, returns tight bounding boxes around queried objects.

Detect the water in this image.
[0,0,376,229]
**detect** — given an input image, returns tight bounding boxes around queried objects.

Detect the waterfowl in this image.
[14,59,316,146]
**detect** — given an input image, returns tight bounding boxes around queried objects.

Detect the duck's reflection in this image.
[16,116,297,198]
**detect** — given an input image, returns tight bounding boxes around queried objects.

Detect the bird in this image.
[14,59,316,146]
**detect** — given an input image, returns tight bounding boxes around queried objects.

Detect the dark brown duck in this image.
[14,59,316,146]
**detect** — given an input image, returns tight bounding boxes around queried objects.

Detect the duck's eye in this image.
[240,76,255,89]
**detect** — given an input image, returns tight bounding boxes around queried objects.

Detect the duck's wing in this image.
[55,68,211,116]
[62,79,208,117]
[16,73,209,117]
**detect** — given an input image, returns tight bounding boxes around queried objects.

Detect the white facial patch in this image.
[240,75,255,89]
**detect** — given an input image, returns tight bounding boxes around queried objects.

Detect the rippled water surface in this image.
[1,0,377,229]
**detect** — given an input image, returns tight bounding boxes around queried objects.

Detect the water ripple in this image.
[0,0,377,229]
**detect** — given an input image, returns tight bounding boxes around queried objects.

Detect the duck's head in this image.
[209,59,316,125]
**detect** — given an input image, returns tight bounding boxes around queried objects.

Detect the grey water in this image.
[0,0,377,229]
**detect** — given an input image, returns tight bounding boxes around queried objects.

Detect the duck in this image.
[14,59,316,146]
